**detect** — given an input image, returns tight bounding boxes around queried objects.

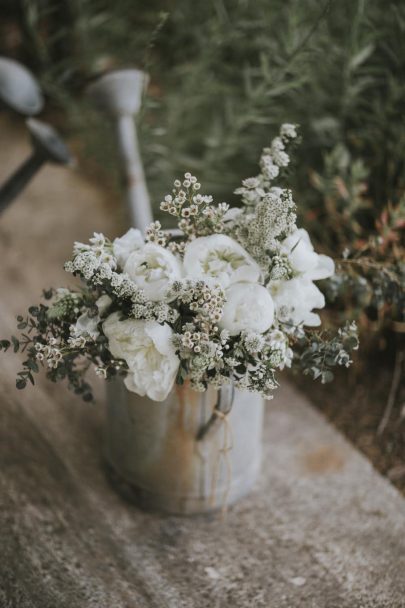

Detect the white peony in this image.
[183,234,261,288]
[124,243,182,301]
[103,312,179,401]
[280,228,335,280]
[219,282,275,336]
[269,277,326,327]
[113,228,144,268]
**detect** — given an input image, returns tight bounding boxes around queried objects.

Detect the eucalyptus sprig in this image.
[294,321,359,383]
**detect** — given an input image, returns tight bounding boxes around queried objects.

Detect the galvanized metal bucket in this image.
[104,379,263,514]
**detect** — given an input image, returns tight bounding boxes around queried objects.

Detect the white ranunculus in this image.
[281,228,335,280]
[103,312,179,401]
[124,243,182,301]
[269,277,326,327]
[113,228,144,268]
[183,234,261,288]
[219,282,275,336]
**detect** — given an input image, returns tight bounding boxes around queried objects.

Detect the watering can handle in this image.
[196,382,234,441]
[0,153,44,214]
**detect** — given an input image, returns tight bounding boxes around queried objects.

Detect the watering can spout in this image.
[86,69,153,231]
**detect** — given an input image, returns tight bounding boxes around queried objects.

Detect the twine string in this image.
[209,409,234,515]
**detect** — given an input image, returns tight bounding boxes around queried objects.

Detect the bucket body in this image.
[104,379,264,514]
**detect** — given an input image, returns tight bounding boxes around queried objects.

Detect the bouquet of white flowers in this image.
[1,124,358,402]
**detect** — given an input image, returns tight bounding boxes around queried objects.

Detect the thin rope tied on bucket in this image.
[209,408,234,515]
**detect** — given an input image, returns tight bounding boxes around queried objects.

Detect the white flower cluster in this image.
[145,220,167,247]
[166,279,225,329]
[54,123,342,402]
[230,125,300,270]
[73,232,117,269]
[235,123,298,205]
[172,323,228,392]
[47,288,82,320]
[159,173,201,217]
[161,174,230,240]
[223,125,335,329]
[35,338,62,369]
[266,329,293,370]
[244,188,297,263]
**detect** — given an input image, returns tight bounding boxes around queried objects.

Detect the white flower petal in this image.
[124,243,182,301]
[184,234,261,288]
[144,321,176,357]
[281,228,318,274]
[222,207,243,223]
[113,228,144,268]
[307,254,335,281]
[269,277,325,327]
[219,282,274,336]
[281,228,335,281]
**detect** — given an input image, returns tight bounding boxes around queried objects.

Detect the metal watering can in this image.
[0,57,263,513]
[87,68,264,514]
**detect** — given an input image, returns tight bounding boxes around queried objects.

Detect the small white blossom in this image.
[95,366,107,378]
[280,123,297,139]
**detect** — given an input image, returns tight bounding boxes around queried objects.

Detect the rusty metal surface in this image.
[1,116,405,607]
[105,380,262,514]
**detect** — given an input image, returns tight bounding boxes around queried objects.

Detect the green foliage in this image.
[4,0,404,205]
[1,294,99,400]
[295,321,360,383]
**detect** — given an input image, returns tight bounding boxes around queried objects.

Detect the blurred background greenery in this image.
[1,1,403,326]
[1,0,404,485]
